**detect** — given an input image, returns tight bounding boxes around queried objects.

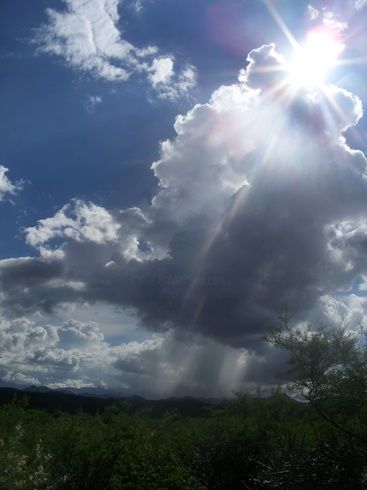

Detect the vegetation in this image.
[1,321,367,489]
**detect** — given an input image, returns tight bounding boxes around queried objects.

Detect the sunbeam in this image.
[287,28,345,88]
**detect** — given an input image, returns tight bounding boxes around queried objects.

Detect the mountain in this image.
[0,386,217,417]
[25,385,54,393]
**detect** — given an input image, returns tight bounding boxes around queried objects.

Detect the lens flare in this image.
[288,28,345,88]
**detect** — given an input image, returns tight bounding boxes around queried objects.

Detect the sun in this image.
[287,28,345,88]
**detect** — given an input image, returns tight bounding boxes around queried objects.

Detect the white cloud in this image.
[307,5,320,20]
[148,57,174,87]
[359,276,367,292]
[0,318,111,389]
[35,0,196,99]
[177,65,197,93]
[306,5,348,32]
[86,95,102,111]
[355,0,367,10]
[131,2,142,13]
[148,57,197,100]
[26,199,120,248]
[314,294,367,331]
[25,200,160,262]
[322,10,348,32]
[0,165,22,202]
[35,0,140,82]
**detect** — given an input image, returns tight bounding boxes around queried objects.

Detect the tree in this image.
[266,316,367,444]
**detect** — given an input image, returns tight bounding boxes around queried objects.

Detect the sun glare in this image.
[288,29,344,88]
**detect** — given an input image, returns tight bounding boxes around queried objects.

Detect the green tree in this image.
[266,317,367,444]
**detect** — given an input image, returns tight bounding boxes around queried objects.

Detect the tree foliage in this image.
[266,317,367,445]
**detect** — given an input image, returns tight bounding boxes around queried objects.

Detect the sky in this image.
[1,0,367,398]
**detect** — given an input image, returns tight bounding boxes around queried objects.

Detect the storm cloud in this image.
[1,42,367,393]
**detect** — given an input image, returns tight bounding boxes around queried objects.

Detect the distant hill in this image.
[0,385,304,418]
[0,386,218,417]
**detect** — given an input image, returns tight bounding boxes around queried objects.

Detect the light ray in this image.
[319,85,362,148]
[181,86,296,325]
[182,3,362,330]
[263,0,300,52]
[264,1,360,91]
[337,56,367,67]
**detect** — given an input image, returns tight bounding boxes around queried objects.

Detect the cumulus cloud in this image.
[315,294,367,330]
[34,0,196,99]
[26,199,120,249]
[0,317,262,397]
[2,41,367,394]
[0,318,111,389]
[0,166,22,202]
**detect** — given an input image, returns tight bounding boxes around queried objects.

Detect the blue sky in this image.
[1,0,367,397]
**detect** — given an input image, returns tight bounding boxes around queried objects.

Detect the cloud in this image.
[0,317,262,397]
[35,0,148,82]
[306,4,348,32]
[148,58,197,100]
[2,42,367,394]
[111,331,267,398]
[315,294,367,330]
[0,318,111,389]
[148,57,174,87]
[34,0,196,99]
[355,0,367,10]
[26,199,120,249]
[307,5,320,20]
[0,166,22,202]
[129,0,145,13]
[85,95,102,111]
